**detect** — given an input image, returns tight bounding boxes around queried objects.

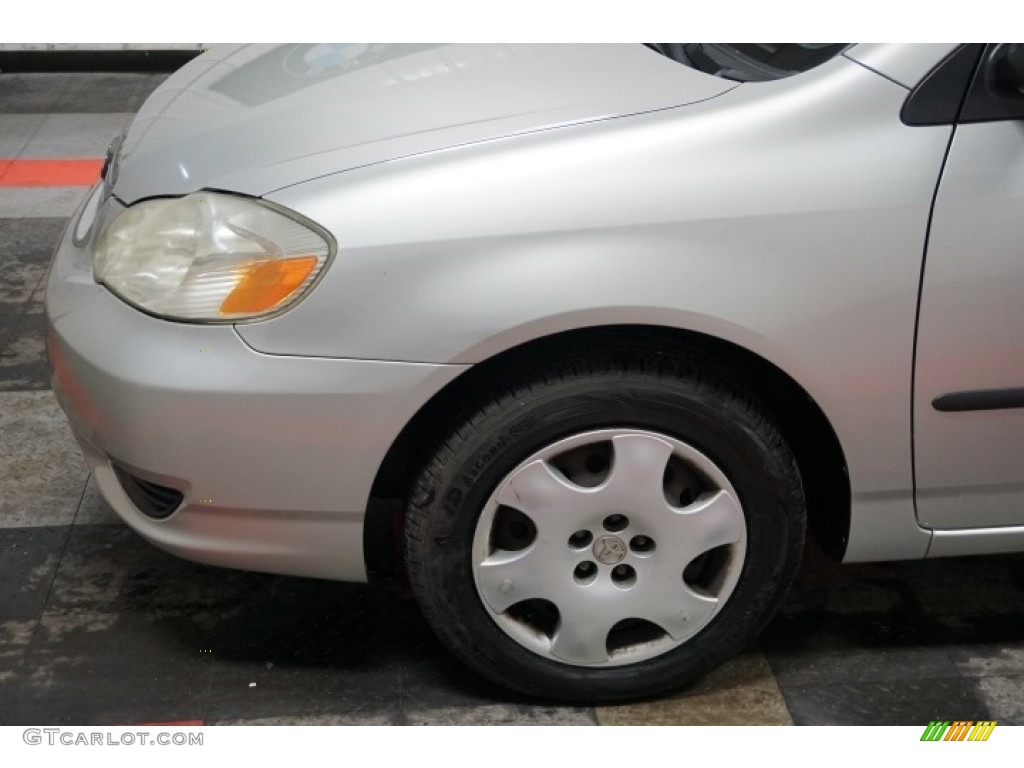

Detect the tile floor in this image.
[1,68,1022,726]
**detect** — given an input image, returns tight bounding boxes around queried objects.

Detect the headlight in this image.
[93,192,333,321]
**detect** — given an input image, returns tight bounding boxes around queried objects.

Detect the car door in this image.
[915,44,1024,531]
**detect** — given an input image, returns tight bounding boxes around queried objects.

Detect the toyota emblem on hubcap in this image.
[593,535,627,565]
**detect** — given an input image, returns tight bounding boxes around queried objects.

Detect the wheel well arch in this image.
[364,324,850,580]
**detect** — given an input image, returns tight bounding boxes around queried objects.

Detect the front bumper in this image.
[46,192,466,582]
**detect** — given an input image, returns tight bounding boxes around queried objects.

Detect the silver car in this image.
[45,43,1024,702]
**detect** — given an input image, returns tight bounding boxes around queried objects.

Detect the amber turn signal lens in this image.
[219,256,319,315]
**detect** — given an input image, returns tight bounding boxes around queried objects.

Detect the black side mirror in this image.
[993,44,1024,97]
[960,43,1024,122]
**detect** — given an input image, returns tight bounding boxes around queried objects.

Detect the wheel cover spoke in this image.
[477,544,573,614]
[628,579,720,641]
[549,601,617,664]
[493,459,594,538]
[602,433,675,512]
[661,490,745,563]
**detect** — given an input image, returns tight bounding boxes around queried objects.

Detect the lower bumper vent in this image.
[112,465,184,519]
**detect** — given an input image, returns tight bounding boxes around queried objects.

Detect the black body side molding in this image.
[933,388,1024,412]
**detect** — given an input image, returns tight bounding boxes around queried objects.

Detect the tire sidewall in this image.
[412,370,801,700]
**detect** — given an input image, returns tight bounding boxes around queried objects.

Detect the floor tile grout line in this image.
[69,464,90,528]
[23,474,90,657]
[760,651,798,725]
[12,110,49,165]
[0,114,42,161]
[945,644,969,687]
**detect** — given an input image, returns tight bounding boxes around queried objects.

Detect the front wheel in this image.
[405,346,805,702]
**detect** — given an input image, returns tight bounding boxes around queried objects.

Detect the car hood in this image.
[112,44,733,203]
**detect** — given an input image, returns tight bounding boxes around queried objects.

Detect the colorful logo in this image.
[920,721,997,741]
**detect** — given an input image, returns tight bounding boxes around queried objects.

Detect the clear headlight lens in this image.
[93,192,333,321]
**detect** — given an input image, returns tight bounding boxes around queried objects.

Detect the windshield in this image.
[647,44,849,81]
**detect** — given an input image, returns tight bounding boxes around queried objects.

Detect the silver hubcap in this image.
[472,429,747,667]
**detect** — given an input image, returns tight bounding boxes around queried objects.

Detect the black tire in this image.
[405,340,805,703]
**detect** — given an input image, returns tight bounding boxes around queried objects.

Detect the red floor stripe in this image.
[0,158,102,187]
